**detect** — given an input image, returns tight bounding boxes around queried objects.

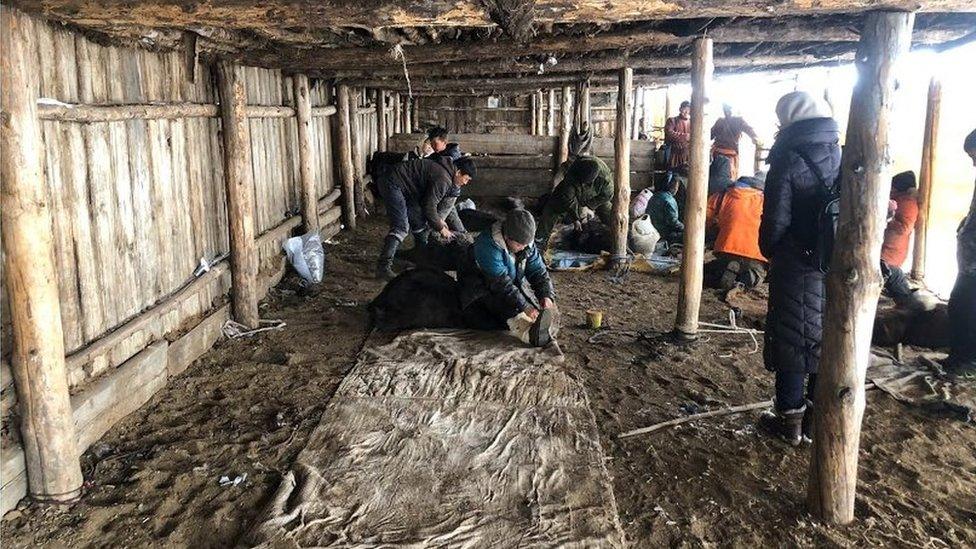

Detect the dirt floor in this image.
[3,216,975,547]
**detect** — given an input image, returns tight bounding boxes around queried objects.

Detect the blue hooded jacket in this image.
[458,222,554,312]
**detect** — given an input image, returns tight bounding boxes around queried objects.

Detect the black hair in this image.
[965,128,976,153]
[891,170,917,191]
[427,126,449,142]
[454,156,477,178]
[679,100,691,109]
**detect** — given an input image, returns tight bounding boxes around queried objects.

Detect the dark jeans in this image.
[947,272,976,368]
[775,371,817,411]
[881,262,912,299]
[378,177,423,242]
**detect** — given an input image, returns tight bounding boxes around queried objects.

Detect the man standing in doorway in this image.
[664,100,692,177]
[710,104,760,180]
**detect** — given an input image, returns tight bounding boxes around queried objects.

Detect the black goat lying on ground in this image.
[368,268,464,331]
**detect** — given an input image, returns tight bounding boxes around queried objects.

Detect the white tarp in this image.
[245,331,625,548]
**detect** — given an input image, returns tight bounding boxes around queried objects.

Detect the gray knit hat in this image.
[502,209,537,245]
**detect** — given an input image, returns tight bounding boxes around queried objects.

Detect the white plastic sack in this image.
[283,231,325,284]
[456,198,476,211]
[630,214,660,255]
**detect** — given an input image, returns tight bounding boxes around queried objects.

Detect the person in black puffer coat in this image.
[757,91,841,446]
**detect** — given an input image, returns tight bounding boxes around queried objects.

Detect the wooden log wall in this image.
[0,11,382,515]
[415,95,532,135]
[388,132,655,198]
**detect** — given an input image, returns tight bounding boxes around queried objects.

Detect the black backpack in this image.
[796,150,841,274]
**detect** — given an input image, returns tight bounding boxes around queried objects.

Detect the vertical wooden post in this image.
[216,62,260,328]
[674,37,713,338]
[1,7,84,503]
[613,68,633,265]
[580,81,592,130]
[393,93,403,134]
[376,89,388,152]
[808,11,914,525]
[292,73,319,234]
[558,85,573,163]
[911,77,941,281]
[403,96,412,133]
[547,88,556,136]
[535,90,545,135]
[632,87,645,140]
[348,87,366,217]
[530,92,538,135]
[411,96,419,131]
[336,83,357,229]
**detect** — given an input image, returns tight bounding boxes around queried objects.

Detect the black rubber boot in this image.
[801,399,814,443]
[375,235,400,281]
[758,404,806,446]
[528,308,555,347]
[413,230,429,248]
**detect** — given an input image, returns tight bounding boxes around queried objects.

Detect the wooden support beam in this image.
[674,37,714,338]
[808,11,915,525]
[911,77,941,281]
[349,87,367,218]
[411,96,419,130]
[547,89,556,136]
[612,68,633,265]
[376,89,388,152]
[631,87,645,140]
[1,6,84,504]
[215,62,260,329]
[292,73,319,234]
[580,81,592,130]
[530,92,538,136]
[336,83,357,230]
[558,86,573,163]
[393,93,402,134]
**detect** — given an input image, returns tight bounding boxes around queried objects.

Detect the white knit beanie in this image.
[775,91,832,128]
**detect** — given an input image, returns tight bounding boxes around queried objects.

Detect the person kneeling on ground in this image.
[647,177,684,246]
[704,173,767,289]
[535,155,614,251]
[459,209,558,347]
[375,155,477,280]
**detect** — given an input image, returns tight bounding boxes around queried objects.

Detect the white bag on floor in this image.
[283,231,325,284]
[630,214,660,256]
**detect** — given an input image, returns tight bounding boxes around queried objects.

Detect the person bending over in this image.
[535,155,614,251]
[647,177,684,246]
[458,209,558,347]
[705,174,767,289]
[375,155,477,280]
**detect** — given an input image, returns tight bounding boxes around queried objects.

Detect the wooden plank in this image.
[293,73,319,233]
[0,6,84,502]
[674,38,714,337]
[910,77,941,281]
[808,11,915,526]
[166,305,229,377]
[336,84,357,229]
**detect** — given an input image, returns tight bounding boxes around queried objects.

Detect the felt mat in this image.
[245,330,625,548]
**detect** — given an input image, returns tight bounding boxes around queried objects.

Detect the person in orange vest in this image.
[880,171,918,300]
[705,173,767,289]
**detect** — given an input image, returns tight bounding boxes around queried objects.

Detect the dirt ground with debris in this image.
[3,216,975,547]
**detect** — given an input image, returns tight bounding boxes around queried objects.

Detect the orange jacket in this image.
[706,185,766,262]
[881,189,919,267]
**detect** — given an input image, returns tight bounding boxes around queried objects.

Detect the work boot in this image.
[528,307,555,347]
[375,235,400,281]
[413,230,429,248]
[758,404,806,446]
[718,260,740,290]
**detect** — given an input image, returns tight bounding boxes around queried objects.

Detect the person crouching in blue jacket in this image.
[458,209,558,347]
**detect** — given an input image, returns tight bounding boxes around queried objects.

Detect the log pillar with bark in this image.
[612,68,633,266]
[807,11,915,525]
[215,62,260,329]
[404,96,413,133]
[911,77,941,281]
[536,90,546,135]
[1,6,85,504]
[411,96,419,130]
[376,89,388,152]
[292,73,320,233]
[531,92,539,135]
[632,87,645,140]
[558,85,573,163]
[348,87,367,217]
[336,83,357,229]
[580,80,592,130]
[674,37,713,338]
